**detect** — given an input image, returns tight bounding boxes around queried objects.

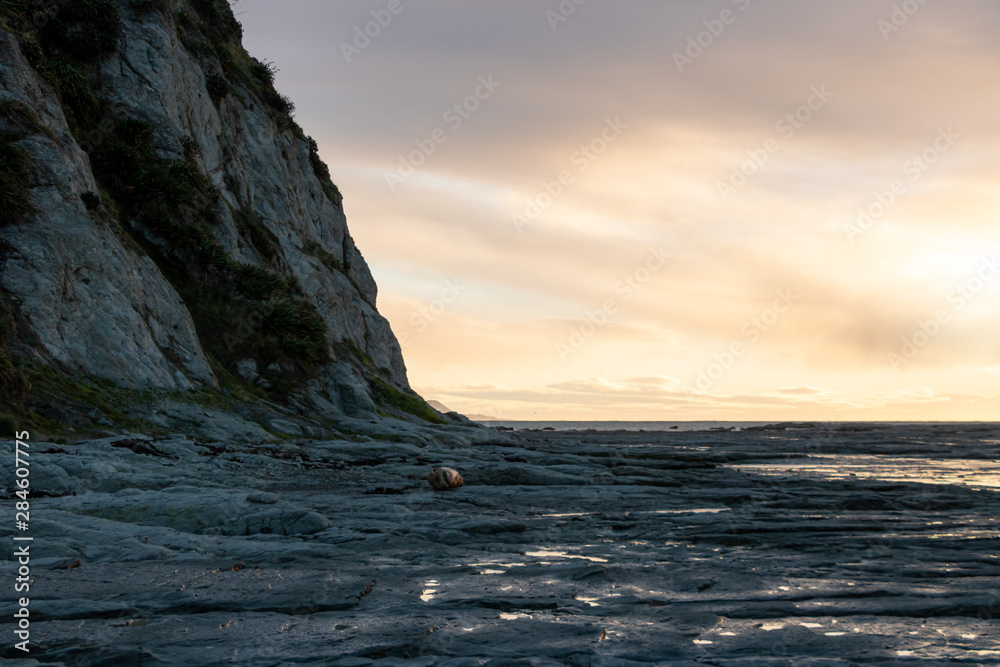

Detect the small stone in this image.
[236,358,259,380]
[267,419,303,436]
[426,467,464,490]
[247,491,279,504]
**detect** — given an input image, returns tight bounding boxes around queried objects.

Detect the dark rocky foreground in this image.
[2,421,999,666]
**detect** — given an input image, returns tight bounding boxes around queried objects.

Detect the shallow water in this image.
[733,453,1000,489]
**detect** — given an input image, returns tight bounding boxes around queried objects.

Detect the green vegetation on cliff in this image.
[0,0,433,428]
[91,116,331,396]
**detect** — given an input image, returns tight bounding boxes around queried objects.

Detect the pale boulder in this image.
[426,467,464,490]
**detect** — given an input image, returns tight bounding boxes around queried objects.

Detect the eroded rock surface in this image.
[1,422,997,664]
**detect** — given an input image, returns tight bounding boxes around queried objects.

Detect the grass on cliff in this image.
[0,135,32,226]
[0,295,28,418]
[17,360,280,440]
[37,0,120,62]
[3,0,117,128]
[89,116,331,397]
[233,207,282,264]
[41,58,101,126]
[307,137,343,208]
[21,362,164,436]
[369,376,446,424]
[0,0,367,406]
[0,413,16,437]
[0,98,54,139]
[174,0,344,209]
[177,0,294,118]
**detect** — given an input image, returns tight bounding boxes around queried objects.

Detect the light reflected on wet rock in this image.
[524,549,609,563]
[22,421,999,662]
[419,580,439,602]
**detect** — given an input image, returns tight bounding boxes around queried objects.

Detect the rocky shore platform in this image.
[2,420,998,665]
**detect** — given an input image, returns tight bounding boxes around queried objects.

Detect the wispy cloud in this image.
[421,378,998,422]
[240,1,1000,420]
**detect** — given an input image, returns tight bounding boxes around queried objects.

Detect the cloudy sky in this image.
[238,0,1000,421]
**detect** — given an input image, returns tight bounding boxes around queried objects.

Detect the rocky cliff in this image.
[0,0,437,432]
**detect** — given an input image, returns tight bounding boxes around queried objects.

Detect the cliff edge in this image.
[0,0,441,434]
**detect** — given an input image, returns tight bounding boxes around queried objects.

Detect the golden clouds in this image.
[239,1,1000,419]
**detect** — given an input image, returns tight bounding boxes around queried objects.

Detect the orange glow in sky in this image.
[240,1,1000,420]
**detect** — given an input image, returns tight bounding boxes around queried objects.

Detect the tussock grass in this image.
[38,0,120,62]
[0,98,50,137]
[369,376,446,424]
[0,137,32,226]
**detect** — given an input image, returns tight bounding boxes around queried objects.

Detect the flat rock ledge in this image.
[1,422,997,665]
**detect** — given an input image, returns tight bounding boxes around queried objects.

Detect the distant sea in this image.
[475,420,966,432]
[478,420,1000,490]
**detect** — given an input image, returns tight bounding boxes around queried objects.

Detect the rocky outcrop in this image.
[0,0,419,425]
[0,30,215,391]
[1,424,996,663]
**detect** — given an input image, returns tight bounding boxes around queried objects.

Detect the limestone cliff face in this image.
[0,0,418,422]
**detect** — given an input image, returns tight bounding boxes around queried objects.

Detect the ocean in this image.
[478,419,998,432]
[479,420,774,431]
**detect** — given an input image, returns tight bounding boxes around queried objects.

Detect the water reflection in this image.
[419,580,439,602]
[730,455,1000,489]
[524,549,608,563]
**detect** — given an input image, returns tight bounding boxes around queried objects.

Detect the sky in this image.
[237,0,1000,421]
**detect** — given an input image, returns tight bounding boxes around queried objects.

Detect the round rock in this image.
[426,467,464,490]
